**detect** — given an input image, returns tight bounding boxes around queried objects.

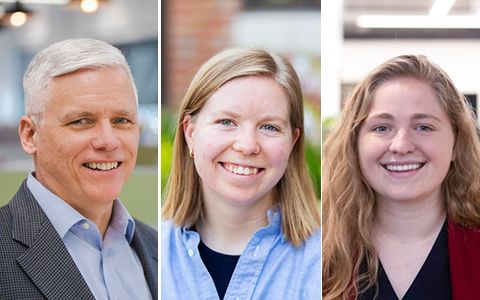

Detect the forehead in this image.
[200,76,290,116]
[47,68,137,111]
[369,77,441,113]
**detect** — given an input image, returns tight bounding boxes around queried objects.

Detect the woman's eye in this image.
[416,125,432,131]
[219,119,233,126]
[374,126,389,132]
[262,124,278,131]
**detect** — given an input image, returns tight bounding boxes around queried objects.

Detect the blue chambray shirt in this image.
[27,172,152,300]
[161,208,322,300]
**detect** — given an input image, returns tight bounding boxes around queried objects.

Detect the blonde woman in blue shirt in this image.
[161,48,321,300]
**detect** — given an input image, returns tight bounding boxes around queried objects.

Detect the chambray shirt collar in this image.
[181,206,286,245]
[26,172,135,243]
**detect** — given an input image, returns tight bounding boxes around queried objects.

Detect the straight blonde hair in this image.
[162,48,320,248]
[322,54,480,299]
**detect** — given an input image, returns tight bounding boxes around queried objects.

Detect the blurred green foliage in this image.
[160,107,321,201]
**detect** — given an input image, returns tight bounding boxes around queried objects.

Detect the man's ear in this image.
[183,114,195,150]
[19,116,37,155]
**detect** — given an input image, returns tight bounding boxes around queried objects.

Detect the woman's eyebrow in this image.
[411,113,442,122]
[367,113,394,121]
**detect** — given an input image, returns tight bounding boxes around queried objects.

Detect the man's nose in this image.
[91,121,120,151]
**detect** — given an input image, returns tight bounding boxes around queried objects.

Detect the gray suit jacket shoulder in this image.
[0,180,158,300]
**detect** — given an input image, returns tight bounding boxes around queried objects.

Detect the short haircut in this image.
[23,38,137,125]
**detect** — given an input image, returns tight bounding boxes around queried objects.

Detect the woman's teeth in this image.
[223,164,259,175]
[386,163,422,172]
[84,162,119,171]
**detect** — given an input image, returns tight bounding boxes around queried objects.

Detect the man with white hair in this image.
[0,38,157,299]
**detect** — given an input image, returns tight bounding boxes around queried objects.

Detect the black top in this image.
[359,220,452,300]
[198,240,241,300]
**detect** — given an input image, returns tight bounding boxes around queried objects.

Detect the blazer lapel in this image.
[131,224,158,300]
[448,219,480,300]
[11,181,95,300]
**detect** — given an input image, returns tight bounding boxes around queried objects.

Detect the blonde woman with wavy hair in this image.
[322,54,480,300]
[162,48,321,300]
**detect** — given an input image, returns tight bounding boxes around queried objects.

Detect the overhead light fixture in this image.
[356,15,480,29]
[430,0,456,16]
[0,0,68,3]
[0,1,33,27]
[64,0,108,13]
[80,0,98,13]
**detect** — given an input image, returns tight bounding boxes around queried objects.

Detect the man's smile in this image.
[83,161,122,171]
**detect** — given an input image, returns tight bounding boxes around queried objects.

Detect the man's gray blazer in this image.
[0,180,158,299]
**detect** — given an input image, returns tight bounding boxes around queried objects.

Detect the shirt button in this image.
[82,223,89,229]
[188,249,194,257]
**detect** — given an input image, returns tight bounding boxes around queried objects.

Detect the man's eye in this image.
[116,118,129,124]
[71,119,87,125]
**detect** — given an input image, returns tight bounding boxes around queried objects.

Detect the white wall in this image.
[323,38,480,119]
[231,11,321,55]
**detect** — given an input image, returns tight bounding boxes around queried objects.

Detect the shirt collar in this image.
[182,206,286,243]
[26,172,135,242]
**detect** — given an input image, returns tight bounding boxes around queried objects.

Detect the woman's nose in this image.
[233,127,260,155]
[389,129,415,154]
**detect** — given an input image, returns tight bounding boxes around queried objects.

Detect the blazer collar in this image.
[10,180,95,300]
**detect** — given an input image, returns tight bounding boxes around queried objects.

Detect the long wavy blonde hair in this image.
[322,54,480,300]
[162,48,320,248]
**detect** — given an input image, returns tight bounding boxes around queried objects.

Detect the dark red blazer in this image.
[448,219,480,300]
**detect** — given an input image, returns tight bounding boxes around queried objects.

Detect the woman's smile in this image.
[184,75,299,206]
[220,162,262,176]
[358,77,455,204]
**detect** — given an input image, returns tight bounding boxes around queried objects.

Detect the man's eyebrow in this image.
[116,109,137,117]
[62,111,94,121]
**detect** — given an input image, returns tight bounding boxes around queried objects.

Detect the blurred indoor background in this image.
[0,0,158,226]
[322,0,480,139]
[161,0,321,201]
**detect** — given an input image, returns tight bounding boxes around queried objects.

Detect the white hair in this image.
[23,38,138,125]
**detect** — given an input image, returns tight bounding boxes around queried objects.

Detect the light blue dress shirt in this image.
[161,208,322,300]
[27,173,152,300]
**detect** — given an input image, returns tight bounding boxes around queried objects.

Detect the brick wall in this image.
[163,0,243,110]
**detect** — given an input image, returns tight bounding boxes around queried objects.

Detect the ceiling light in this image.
[0,0,69,4]
[0,1,33,27]
[430,0,456,16]
[64,0,108,12]
[80,0,98,13]
[356,15,480,29]
[10,11,26,26]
